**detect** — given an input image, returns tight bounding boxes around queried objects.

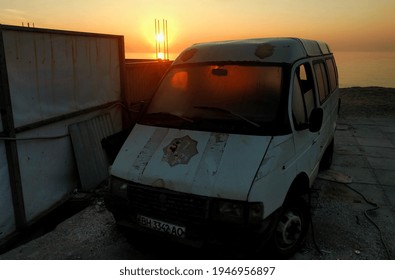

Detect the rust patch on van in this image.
[214,133,227,143]
[162,135,198,166]
[255,44,274,59]
[180,48,198,62]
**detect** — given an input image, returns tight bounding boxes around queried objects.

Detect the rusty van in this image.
[105,38,340,257]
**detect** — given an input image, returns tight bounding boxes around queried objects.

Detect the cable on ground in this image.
[315,177,392,260]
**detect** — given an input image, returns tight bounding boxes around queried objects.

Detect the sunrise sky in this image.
[1,0,394,58]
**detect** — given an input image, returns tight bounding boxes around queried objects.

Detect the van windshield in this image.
[140,63,285,135]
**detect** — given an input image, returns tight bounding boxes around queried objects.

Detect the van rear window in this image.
[314,62,330,104]
[326,58,338,93]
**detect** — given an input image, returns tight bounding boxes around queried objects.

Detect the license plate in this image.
[137,215,186,238]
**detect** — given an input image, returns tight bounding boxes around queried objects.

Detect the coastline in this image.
[339,86,395,119]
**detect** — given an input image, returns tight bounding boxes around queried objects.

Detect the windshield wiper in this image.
[146,112,194,123]
[193,106,260,127]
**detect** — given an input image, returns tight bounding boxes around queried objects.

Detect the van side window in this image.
[292,63,316,130]
[325,58,338,93]
[314,62,330,103]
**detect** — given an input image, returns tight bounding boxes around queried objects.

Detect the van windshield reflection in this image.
[140,63,283,134]
[193,105,260,127]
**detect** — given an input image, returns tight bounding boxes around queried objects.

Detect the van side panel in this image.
[249,135,296,217]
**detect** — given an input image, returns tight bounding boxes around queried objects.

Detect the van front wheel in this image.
[270,197,310,258]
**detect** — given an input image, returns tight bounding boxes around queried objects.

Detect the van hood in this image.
[111,124,272,201]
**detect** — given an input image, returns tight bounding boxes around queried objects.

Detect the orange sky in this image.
[1,0,394,58]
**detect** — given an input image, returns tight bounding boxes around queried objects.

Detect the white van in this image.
[106,38,339,257]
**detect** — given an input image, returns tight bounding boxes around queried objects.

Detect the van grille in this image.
[127,184,210,225]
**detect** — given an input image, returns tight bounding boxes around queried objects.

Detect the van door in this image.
[291,62,321,177]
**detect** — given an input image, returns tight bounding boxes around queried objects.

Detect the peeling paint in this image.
[254,44,274,59]
[133,128,168,175]
[193,133,228,182]
[214,133,227,143]
[152,178,165,188]
[162,135,198,167]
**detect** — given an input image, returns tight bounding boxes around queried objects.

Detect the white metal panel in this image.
[16,125,78,222]
[249,135,296,217]
[111,125,271,201]
[0,142,16,239]
[208,134,270,200]
[136,128,211,193]
[69,114,115,191]
[17,108,122,222]
[2,30,121,128]
[111,124,167,181]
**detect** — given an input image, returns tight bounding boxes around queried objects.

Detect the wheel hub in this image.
[276,210,302,246]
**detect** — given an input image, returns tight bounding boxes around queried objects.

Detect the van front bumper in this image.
[105,177,278,251]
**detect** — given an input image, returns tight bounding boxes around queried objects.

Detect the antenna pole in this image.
[165,19,169,60]
[154,18,169,60]
[155,19,158,59]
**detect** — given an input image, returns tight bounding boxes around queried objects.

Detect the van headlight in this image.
[248,202,264,223]
[110,176,128,197]
[212,200,263,224]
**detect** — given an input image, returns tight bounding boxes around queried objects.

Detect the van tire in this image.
[269,197,310,258]
[320,138,334,170]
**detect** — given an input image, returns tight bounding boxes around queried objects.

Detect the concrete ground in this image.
[1,87,394,260]
[293,117,395,259]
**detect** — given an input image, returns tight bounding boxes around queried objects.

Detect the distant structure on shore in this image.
[22,22,35,28]
[154,19,169,60]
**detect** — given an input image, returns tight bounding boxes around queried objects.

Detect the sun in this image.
[156,32,165,43]
[139,18,176,59]
[157,52,165,59]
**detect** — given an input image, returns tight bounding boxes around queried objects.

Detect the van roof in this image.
[173,38,332,65]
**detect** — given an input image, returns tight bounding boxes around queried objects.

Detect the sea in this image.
[126,51,395,89]
[335,51,395,88]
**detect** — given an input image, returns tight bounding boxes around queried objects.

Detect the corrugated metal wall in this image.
[69,114,115,191]
[123,60,172,126]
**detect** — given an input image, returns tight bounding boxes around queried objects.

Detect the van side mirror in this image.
[309,108,323,132]
[211,68,228,76]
